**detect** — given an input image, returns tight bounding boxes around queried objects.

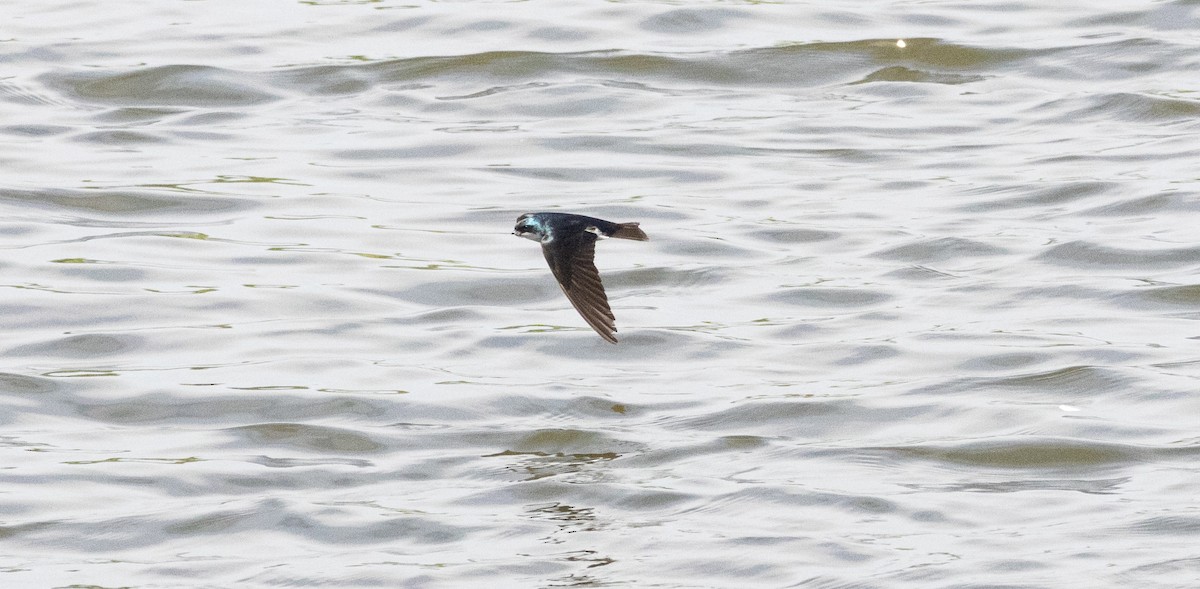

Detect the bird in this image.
[513,212,648,343]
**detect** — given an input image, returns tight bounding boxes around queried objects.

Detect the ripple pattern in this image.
[2,1,1199,588]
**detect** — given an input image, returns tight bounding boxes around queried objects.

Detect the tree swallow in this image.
[513,212,648,343]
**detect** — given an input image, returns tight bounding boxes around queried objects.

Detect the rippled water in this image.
[3,1,1199,587]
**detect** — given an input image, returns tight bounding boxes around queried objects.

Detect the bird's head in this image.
[513,213,547,242]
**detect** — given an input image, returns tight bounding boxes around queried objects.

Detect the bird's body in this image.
[513,212,648,343]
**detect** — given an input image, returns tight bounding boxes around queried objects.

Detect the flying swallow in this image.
[513,212,648,343]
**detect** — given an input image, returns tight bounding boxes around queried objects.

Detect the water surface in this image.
[2,1,1199,587]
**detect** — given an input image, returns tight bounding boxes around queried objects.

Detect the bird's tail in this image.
[612,222,649,241]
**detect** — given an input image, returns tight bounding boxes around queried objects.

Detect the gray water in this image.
[2,1,1199,587]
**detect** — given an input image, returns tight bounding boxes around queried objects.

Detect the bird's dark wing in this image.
[541,233,617,343]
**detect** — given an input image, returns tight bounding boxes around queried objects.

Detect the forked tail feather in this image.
[612,222,648,241]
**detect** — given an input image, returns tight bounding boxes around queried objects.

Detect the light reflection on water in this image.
[2,0,1200,587]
